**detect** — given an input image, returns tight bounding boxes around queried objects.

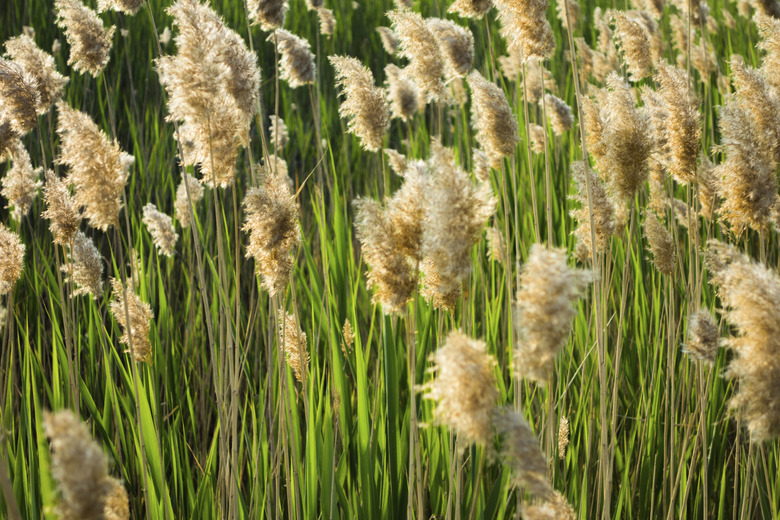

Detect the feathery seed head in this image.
[729,56,780,165]
[103,479,130,520]
[613,11,653,81]
[529,123,546,154]
[63,231,104,298]
[42,170,81,246]
[385,64,420,121]
[449,0,494,18]
[376,27,400,54]
[248,0,288,30]
[491,407,553,497]
[269,115,289,150]
[543,93,574,136]
[4,34,68,113]
[269,30,316,88]
[278,310,309,383]
[486,226,506,263]
[643,211,674,276]
[2,141,42,221]
[98,0,144,15]
[54,0,115,77]
[496,0,556,62]
[684,309,719,365]
[698,156,719,219]
[386,160,428,261]
[142,203,179,257]
[427,19,475,78]
[557,416,570,459]
[174,173,203,228]
[384,148,408,176]
[569,161,615,262]
[109,278,153,364]
[0,122,17,161]
[317,8,336,36]
[0,224,24,295]
[522,491,576,520]
[388,10,446,102]
[0,59,39,135]
[467,70,519,167]
[756,14,780,92]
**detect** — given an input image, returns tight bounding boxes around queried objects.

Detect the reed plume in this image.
[698,156,719,219]
[248,0,288,30]
[43,410,114,520]
[98,0,144,15]
[491,407,553,497]
[522,491,576,519]
[556,0,580,22]
[242,170,301,297]
[4,34,68,112]
[103,479,130,520]
[142,203,179,257]
[486,226,506,263]
[384,148,407,175]
[109,278,153,364]
[386,160,427,261]
[269,29,316,88]
[317,8,336,36]
[0,224,24,295]
[63,231,104,298]
[56,102,133,231]
[543,93,574,136]
[467,70,519,167]
[269,115,289,150]
[174,173,203,228]
[0,59,39,136]
[42,170,81,246]
[427,19,475,78]
[449,0,494,18]
[388,10,445,102]
[529,124,546,154]
[582,94,606,164]
[708,241,780,442]
[684,309,719,365]
[423,330,499,446]
[54,0,115,77]
[376,27,399,54]
[420,257,462,314]
[729,56,780,164]
[305,0,323,9]
[0,122,17,161]
[384,64,419,121]
[2,141,41,221]
[495,0,556,62]
[278,309,309,383]
[329,55,390,152]
[757,14,780,92]
[514,244,590,383]
[558,416,570,459]
[643,212,674,276]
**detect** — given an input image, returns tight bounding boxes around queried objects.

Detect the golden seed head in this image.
[427,19,475,78]
[485,226,506,264]
[528,123,546,154]
[424,331,499,445]
[729,56,780,165]
[698,155,719,219]
[521,491,576,519]
[109,278,154,364]
[342,319,354,354]
[0,121,18,161]
[54,0,115,77]
[467,70,519,167]
[269,115,289,151]
[0,58,40,135]
[387,160,428,261]
[569,161,615,262]
[159,27,172,46]
[542,93,573,136]
[556,0,580,23]
[62,231,104,299]
[317,8,336,37]
[449,0,494,18]
[496,0,556,63]
[514,245,590,383]
[756,14,780,92]
[384,148,408,176]
[43,410,113,520]
[684,309,719,365]
[376,27,399,55]
[330,55,390,152]
[248,0,288,30]
[0,224,24,296]
[56,102,132,231]
[420,256,462,314]
[384,64,420,122]
[491,407,553,497]
[4,34,69,113]
[643,211,674,276]
[388,10,446,103]
[278,309,309,383]
[472,149,491,183]
[103,478,130,520]
[242,170,301,297]
[558,416,570,459]
[42,170,81,246]
[1,141,42,221]
[269,29,316,88]
[142,203,179,257]
[174,173,204,229]
[98,0,144,15]
[613,11,652,81]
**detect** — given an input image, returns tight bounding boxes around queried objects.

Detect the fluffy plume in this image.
[329,55,390,152]
[42,170,81,246]
[558,416,570,459]
[643,212,674,276]
[354,197,415,313]
[427,19,474,78]
[570,161,614,262]
[513,245,590,383]
[491,407,553,497]
[385,64,419,121]
[4,34,68,112]
[754,0,780,18]
[684,309,719,364]
[543,94,574,136]
[248,0,287,30]
[698,156,719,219]
[54,0,115,76]
[305,0,323,9]
[449,0,494,17]
[158,0,262,188]
[109,278,153,364]
[56,102,133,231]
[519,63,557,104]
[269,115,289,150]
[0,59,39,135]
[159,27,172,46]
[424,331,499,445]
[317,8,336,36]
[174,173,203,228]
[486,226,506,263]
[269,30,316,88]
[655,63,700,185]
[0,224,24,295]
[103,479,130,520]
[708,242,780,442]
[420,257,462,314]
[613,11,652,81]
[43,410,113,520]
[63,231,104,298]
[388,10,445,102]
[142,203,179,257]
[556,0,580,23]
[757,14,780,92]
[98,0,144,15]
[384,148,407,176]
[376,27,399,54]
[529,124,546,154]
[495,0,555,62]
[2,141,42,221]
[467,70,519,167]
[243,171,301,297]
[729,57,780,164]
[386,160,427,261]
[522,491,577,520]
[278,309,309,383]
[0,122,17,161]
[581,94,606,163]
[342,319,354,354]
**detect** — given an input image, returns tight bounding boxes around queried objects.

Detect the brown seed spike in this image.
[277,309,309,383]
[0,224,24,296]
[643,212,675,276]
[109,278,154,364]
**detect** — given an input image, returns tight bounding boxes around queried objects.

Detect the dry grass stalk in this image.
[384,64,419,121]
[269,29,316,88]
[329,55,390,152]
[62,231,103,298]
[0,223,24,295]
[388,10,445,102]
[467,70,519,167]
[248,0,288,30]
[424,330,499,445]
[42,170,81,246]
[449,0,494,18]
[514,244,590,383]
[684,310,719,365]
[56,102,133,231]
[643,212,675,276]
[277,309,309,383]
[174,173,203,228]
[427,19,475,78]
[142,203,179,257]
[4,34,68,113]
[2,141,42,221]
[54,0,115,77]
[109,278,153,364]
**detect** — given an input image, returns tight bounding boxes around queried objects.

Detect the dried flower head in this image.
[756,14,780,92]
[496,0,556,62]
[520,62,558,104]
[698,156,719,219]
[317,8,336,36]
[385,64,419,121]
[427,19,474,78]
[268,115,289,152]
[269,29,316,88]
[159,27,172,46]
[103,478,130,520]
[142,203,179,257]
[98,0,144,15]
[63,231,103,298]
[388,10,445,102]
[514,245,590,383]
[558,416,570,459]
[754,0,780,18]
[684,309,719,364]
[54,0,115,76]
[707,241,780,442]
[342,319,354,354]
[0,59,39,135]
[384,148,408,176]
[2,141,42,221]
[43,410,114,520]
[569,161,615,262]
[248,0,288,30]
[42,170,81,246]
[491,407,553,497]
[729,56,780,165]
[386,160,428,261]
[109,278,153,363]
[0,122,17,161]
[174,173,203,228]
[522,491,576,520]
[0,224,24,295]
[542,93,574,136]
[354,197,415,313]
[420,256,462,314]
[529,123,546,153]
[643,212,674,276]
[4,34,68,112]
[376,27,399,54]
[485,226,506,263]
[330,55,390,152]
[467,70,519,167]
[56,102,133,231]
[424,331,499,445]
[449,0,494,18]
[278,309,309,383]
